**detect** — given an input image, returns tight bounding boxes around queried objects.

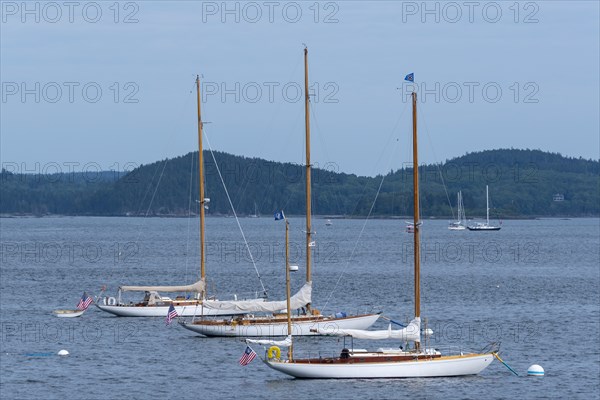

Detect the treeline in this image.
[1,149,598,217]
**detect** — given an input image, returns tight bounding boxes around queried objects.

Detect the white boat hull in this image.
[266,353,494,378]
[53,309,85,318]
[179,313,381,337]
[95,303,248,317]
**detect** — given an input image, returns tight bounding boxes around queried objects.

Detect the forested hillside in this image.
[1,149,598,217]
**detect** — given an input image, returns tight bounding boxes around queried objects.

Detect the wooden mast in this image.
[411,92,421,327]
[304,47,313,308]
[196,75,206,296]
[285,216,293,361]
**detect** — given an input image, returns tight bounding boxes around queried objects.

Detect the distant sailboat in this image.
[448,191,466,230]
[467,185,501,231]
[249,202,259,218]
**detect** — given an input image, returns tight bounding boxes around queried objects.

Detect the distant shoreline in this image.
[1,214,597,220]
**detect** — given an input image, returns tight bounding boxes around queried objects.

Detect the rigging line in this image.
[260,105,305,216]
[347,101,410,217]
[184,152,195,280]
[242,57,303,216]
[321,139,400,313]
[381,315,407,327]
[222,55,304,216]
[115,153,170,285]
[418,104,455,220]
[135,162,161,216]
[203,129,268,296]
[262,55,302,148]
[133,80,194,217]
[113,83,196,287]
[309,101,344,215]
[232,160,253,214]
[142,159,170,218]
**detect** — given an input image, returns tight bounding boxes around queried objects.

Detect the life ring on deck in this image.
[267,346,281,360]
[107,297,117,306]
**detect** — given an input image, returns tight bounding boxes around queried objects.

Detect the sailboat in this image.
[467,185,501,231]
[249,202,259,218]
[448,191,467,230]
[259,90,496,378]
[178,47,380,336]
[96,76,262,317]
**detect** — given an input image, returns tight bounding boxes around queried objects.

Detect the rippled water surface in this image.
[1,217,599,399]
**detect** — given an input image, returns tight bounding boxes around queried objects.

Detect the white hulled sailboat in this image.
[448,191,467,230]
[467,185,501,231]
[96,76,263,317]
[178,48,380,336]
[259,89,496,378]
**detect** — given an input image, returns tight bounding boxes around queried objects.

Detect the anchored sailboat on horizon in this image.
[448,191,467,230]
[467,185,501,231]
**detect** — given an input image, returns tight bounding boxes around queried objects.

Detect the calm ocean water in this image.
[1,216,599,399]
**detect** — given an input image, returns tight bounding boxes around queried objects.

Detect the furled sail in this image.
[202,281,312,312]
[119,279,205,293]
[316,317,421,342]
[246,335,293,348]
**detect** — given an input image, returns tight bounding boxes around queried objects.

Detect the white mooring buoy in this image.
[527,364,544,376]
[57,349,69,356]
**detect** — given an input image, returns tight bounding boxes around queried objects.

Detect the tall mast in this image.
[486,185,490,226]
[411,92,421,322]
[196,75,206,292]
[458,191,463,222]
[304,47,313,289]
[461,191,465,222]
[285,217,293,361]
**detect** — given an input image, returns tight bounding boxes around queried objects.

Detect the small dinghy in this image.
[53,309,85,318]
[54,292,93,317]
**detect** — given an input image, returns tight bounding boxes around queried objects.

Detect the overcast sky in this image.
[1,1,598,177]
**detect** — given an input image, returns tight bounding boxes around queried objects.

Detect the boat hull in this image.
[53,309,85,318]
[95,303,248,317]
[467,226,501,231]
[266,353,494,379]
[179,313,381,337]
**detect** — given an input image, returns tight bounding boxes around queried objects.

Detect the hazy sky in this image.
[1,1,599,177]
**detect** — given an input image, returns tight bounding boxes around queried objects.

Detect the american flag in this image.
[165,304,178,325]
[239,346,257,366]
[76,292,93,310]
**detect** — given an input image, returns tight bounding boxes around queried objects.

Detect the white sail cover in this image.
[119,279,205,293]
[246,335,292,348]
[202,281,312,312]
[316,317,421,343]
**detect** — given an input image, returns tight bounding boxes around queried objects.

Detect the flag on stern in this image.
[76,292,93,310]
[239,346,257,366]
[166,304,178,325]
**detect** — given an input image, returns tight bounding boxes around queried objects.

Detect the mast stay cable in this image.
[203,129,268,297]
